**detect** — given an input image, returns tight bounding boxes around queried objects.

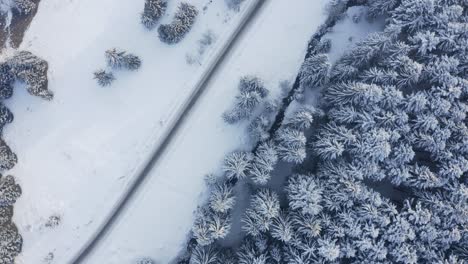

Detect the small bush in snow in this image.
[93,69,115,87]
[141,0,167,29]
[158,3,198,44]
[105,48,141,71]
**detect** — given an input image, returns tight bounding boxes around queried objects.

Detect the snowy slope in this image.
[3,0,255,263]
[84,1,329,263]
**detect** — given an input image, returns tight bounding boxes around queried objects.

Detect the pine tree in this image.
[209,183,235,214]
[0,140,17,171]
[158,3,198,44]
[299,54,330,89]
[141,0,167,29]
[0,206,13,226]
[0,223,22,264]
[286,174,323,216]
[7,51,53,100]
[0,64,14,100]
[93,70,115,87]
[0,175,21,207]
[222,151,252,180]
[190,245,218,264]
[105,48,141,70]
[0,103,13,129]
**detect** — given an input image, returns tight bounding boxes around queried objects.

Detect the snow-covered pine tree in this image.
[0,103,13,129]
[0,175,21,207]
[105,48,141,71]
[0,64,14,100]
[7,51,53,100]
[93,70,115,87]
[141,0,167,29]
[222,151,252,181]
[0,205,13,226]
[0,139,17,171]
[299,54,330,89]
[158,3,198,44]
[0,223,22,264]
[209,183,235,214]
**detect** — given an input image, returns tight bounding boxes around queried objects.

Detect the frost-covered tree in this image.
[0,140,17,171]
[0,104,13,129]
[209,183,235,214]
[141,0,167,29]
[0,175,21,207]
[7,51,53,100]
[299,54,330,89]
[190,245,218,264]
[0,206,13,226]
[0,223,22,264]
[158,3,198,44]
[105,48,141,70]
[93,70,115,87]
[0,64,14,100]
[222,151,252,181]
[286,174,323,216]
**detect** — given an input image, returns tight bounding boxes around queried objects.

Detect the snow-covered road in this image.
[83,1,329,263]
[4,0,259,263]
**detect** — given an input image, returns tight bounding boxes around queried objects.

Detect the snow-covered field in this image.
[83,1,329,263]
[3,0,257,263]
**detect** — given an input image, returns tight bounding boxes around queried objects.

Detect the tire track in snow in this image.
[70,1,266,263]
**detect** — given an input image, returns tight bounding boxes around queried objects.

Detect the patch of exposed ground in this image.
[0,0,40,52]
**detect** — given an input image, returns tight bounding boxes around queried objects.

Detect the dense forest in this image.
[176,0,468,263]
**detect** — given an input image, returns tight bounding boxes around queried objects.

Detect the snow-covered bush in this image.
[93,70,115,87]
[141,0,167,29]
[158,3,198,44]
[105,48,141,71]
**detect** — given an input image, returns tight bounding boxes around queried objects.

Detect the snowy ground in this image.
[3,0,256,263]
[83,1,330,263]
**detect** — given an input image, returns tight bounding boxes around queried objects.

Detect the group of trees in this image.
[0,50,51,263]
[158,2,198,44]
[179,0,468,263]
[139,0,199,44]
[94,48,141,86]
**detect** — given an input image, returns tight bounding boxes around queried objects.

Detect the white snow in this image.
[83,1,329,263]
[4,0,256,263]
